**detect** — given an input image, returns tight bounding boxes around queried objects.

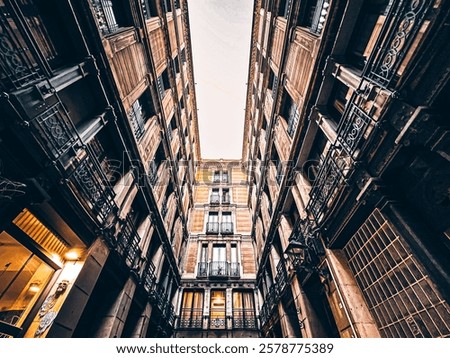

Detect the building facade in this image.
[0,0,199,338]
[243,0,450,338]
[175,160,258,338]
[1,0,449,339]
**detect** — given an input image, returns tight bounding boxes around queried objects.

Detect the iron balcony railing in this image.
[206,222,219,234]
[210,194,220,204]
[179,308,203,329]
[91,0,119,36]
[222,194,230,204]
[148,161,158,186]
[209,311,226,329]
[68,151,117,225]
[197,262,208,278]
[275,260,289,295]
[336,101,374,159]
[286,104,300,137]
[306,148,346,222]
[232,309,257,329]
[209,261,229,277]
[363,0,433,90]
[142,261,157,295]
[220,222,233,235]
[28,102,79,160]
[0,0,60,92]
[116,215,142,269]
[229,262,240,277]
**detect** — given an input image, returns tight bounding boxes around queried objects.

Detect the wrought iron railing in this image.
[209,311,226,329]
[259,283,279,327]
[0,1,48,91]
[336,102,373,159]
[275,259,289,295]
[286,104,300,137]
[142,261,157,294]
[229,262,240,277]
[232,309,257,329]
[28,102,79,159]
[116,215,142,269]
[179,308,203,329]
[206,222,219,234]
[364,0,433,90]
[306,148,346,222]
[91,0,119,36]
[210,194,220,204]
[68,151,117,224]
[209,261,229,277]
[197,262,208,278]
[220,222,233,234]
[148,160,159,186]
[128,100,146,140]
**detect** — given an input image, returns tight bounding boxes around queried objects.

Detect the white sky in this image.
[188,0,253,159]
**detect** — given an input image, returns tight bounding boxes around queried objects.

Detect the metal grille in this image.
[343,209,450,338]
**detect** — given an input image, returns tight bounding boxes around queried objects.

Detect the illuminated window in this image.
[179,290,203,328]
[210,290,226,329]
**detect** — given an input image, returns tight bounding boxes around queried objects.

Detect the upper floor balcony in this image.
[197,262,240,279]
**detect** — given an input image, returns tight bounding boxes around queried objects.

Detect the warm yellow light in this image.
[65,250,79,261]
[29,282,40,293]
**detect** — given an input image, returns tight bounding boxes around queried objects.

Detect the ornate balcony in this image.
[116,215,142,269]
[336,102,373,159]
[179,308,203,329]
[232,309,257,329]
[142,261,157,295]
[364,0,433,90]
[306,148,347,222]
[206,222,219,234]
[197,262,208,278]
[28,102,79,160]
[68,151,117,225]
[209,261,229,277]
[229,262,240,278]
[210,194,220,204]
[220,222,233,235]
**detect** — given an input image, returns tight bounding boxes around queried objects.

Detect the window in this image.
[141,0,158,19]
[221,212,233,234]
[210,245,227,277]
[156,69,170,99]
[162,0,172,13]
[213,170,229,183]
[233,291,256,329]
[0,209,73,337]
[180,290,203,328]
[197,244,208,277]
[206,212,219,234]
[281,92,299,137]
[210,189,220,204]
[222,188,230,204]
[210,290,226,329]
[230,244,240,277]
[297,0,330,35]
[128,91,156,140]
[277,0,292,18]
[346,0,392,69]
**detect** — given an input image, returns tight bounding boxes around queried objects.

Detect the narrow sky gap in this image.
[188,0,253,159]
